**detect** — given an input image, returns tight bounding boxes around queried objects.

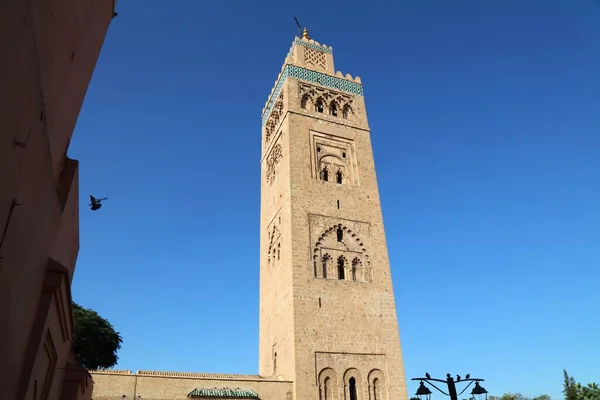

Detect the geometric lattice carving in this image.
[262,65,363,127]
[264,92,284,146]
[304,47,327,71]
[266,143,283,185]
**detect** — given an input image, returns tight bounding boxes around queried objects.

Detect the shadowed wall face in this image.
[0,0,114,399]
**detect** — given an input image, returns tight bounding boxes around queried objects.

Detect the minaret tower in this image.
[259,28,408,400]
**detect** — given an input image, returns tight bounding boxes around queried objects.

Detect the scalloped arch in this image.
[313,224,370,266]
[336,254,349,263]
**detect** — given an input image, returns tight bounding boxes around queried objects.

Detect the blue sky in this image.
[70,0,600,398]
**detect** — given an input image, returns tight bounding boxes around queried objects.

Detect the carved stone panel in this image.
[264,92,284,146]
[265,142,283,185]
[299,83,355,120]
[309,131,358,187]
[315,352,389,400]
[309,214,372,283]
[266,209,282,268]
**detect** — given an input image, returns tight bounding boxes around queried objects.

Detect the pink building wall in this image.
[0,0,116,398]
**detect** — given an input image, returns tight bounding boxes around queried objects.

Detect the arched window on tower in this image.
[301,95,310,109]
[373,378,380,400]
[320,168,329,182]
[352,258,361,282]
[342,104,351,119]
[322,255,330,279]
[337,257,345,280]
[324,377,331,400]
[316,99,324,113]
[349,377,358,400]
[336,170,343,184]
[330,102,338,116]
[336,227,343,242]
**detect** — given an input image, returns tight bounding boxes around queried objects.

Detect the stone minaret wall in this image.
[259,29,408,400]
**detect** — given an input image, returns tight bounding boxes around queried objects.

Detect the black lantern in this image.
[471,381,488,400]
[415,381,433,400]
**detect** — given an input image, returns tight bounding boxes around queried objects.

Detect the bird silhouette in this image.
[89,195,108,211]
[425,372,431,379]
[456,375,461,381]
[465,374,470,379]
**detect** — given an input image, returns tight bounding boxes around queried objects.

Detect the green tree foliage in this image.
[498,393,530,400]
[73,302,123,370]
[576,383,600,400]
[563,370,600,400]
[564,370,579,400]
[493,393,551,400]
[489,370,598,400]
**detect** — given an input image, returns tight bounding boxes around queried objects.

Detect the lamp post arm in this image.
[411,378,448,384]
[456,381,475,396]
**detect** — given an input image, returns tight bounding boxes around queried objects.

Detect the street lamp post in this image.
[410,373,488,400]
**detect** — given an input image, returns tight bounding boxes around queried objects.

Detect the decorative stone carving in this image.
[299,83,355,119]
[267,213,282,266]
[264,93,284,146]
[266,143,283,185]
[310,215,372,282]
[310,132,358,187]
[261,64,363,128]
[304,47,327,71]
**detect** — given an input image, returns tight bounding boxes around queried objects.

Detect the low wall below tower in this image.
[90,369,293,400]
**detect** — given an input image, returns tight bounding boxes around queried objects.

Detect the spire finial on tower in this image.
[302,27,310,40]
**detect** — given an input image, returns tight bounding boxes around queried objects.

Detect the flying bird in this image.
[89,195,108,211]
[425,372,431,379]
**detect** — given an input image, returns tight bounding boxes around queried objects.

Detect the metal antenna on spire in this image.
[293,16,302,38]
